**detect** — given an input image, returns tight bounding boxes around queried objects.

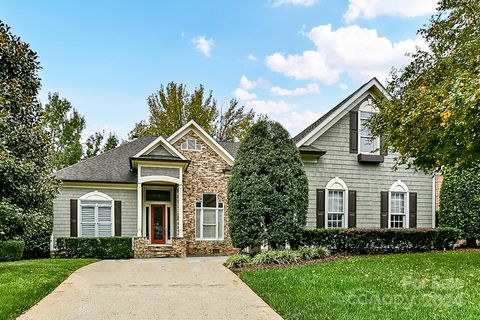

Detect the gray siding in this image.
[53,187,138,239]
[304,103,433,229]
[149,145,172,156]
[141,167,180,178]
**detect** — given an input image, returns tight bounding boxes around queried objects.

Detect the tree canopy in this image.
[370,0,480,172]
[228,120,308,249]
[129,82,255,141]
[0,21,59,257]
[42,93,120,168]
[42,93,85,170]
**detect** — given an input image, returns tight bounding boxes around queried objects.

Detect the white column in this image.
[178,184,184,237]
[137,182,142,237]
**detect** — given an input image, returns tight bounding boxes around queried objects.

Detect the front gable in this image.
[295,78,388,148]
[168,120,235,166]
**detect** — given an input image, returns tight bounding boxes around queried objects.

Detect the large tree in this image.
[84,131,119,159]
[42,93,85,170]
[370,0,480,171]
[228,120,308,249]
[129,82,255,141]
[0,21,59,257]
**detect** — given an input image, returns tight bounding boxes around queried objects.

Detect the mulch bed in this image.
[228,247,480,274]
[228,253,351,274]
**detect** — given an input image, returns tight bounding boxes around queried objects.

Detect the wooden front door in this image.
[151,204,166,244]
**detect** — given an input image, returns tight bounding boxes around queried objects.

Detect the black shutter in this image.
[70,199,78,237]
[348,190,357,228]
[380,191,389,228]
[316,189,326,228]
[380,137,388,155]
[114,200,122,236]
[350,111,358,153]
[409,192,417,228]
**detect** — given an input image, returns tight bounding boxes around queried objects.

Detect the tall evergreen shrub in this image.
[228,120,308,249]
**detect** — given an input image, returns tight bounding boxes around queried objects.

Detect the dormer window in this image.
[181,138,202,151]
[358,99,380,154]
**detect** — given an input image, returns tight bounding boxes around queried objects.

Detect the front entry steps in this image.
[133,236,187,258]
[144,246,175,258]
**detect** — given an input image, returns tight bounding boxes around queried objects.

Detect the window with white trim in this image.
[79,192,114,237]
[181,138,202,151]
[326,177,348,229]
[328,190,344,228]
[80,201,112,237]
[358,99,380,154]
[389,180,409,228]
[195,193,224,240]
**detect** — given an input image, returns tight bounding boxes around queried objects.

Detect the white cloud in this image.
[239,75,270,90]
[344,0,437,23]
[234,88,258,101]
[273,0,317,6]
[271,83,320,97]
[266,51,340,84]
[277,110,322,134]
[192,36,214,57]
[266,24,427,83]
[246,100,295,115]
[247,54,257,61]
[339,83,348,90]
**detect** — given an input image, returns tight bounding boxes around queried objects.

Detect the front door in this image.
[151,204,166,244]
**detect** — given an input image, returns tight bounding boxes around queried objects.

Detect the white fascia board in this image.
[133,136,186,160]
[168,120,235,166]
[296,78,388,148]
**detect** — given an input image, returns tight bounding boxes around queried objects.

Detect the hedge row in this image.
[300,228,461,254]
[0,240,25,261]
[55,237,133,259]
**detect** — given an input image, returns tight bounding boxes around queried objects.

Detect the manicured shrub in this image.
[439,164,480,247]
[55,237,133,259]
[0,240,25,261]
[301,229,345,253]
[251,249,302,265]
[297,246,330,260]
[228,120,308,249]
[22,213,53,258]
[225,253,252,268]
[301,228,461,254]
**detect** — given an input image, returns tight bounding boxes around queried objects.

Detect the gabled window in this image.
[78,192,114,237]
[326,177,348,229]
[389,180,409,228]
[358,99,380,154]
[195,193,224,240]
[181,138,202,151]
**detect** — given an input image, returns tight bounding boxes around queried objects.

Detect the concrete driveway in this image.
[18,257,282,320]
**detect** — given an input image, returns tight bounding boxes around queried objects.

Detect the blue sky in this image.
[0,0,436,139]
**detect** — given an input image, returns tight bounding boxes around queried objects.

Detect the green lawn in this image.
[240,251,480,320]
[0,259,96,320]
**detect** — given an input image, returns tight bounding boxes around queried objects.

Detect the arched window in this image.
[358,98,380,154]
[78,191,114,237]
[326,177,348,228]
[389,180,409,228]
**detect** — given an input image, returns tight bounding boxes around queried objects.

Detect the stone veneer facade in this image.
[173,131,237,255]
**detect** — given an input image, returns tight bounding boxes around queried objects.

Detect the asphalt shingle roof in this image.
[54,136,157,183]
[55,136,241,183]
[217,141,240,158]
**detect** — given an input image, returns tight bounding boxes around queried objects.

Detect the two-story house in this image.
[52,78,435,257]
